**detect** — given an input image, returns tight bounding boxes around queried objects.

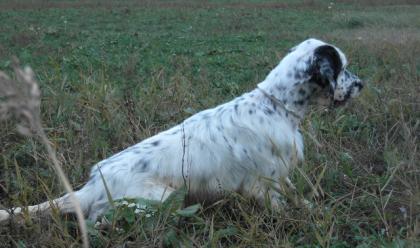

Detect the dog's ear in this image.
[312,45,343,90]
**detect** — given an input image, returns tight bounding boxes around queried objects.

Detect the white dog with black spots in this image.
[0,38,363,222]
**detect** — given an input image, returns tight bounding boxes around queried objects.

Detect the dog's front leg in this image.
[246,177,312,210]
[240,179,286,209]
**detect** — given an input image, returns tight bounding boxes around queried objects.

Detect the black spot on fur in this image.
[264,108,274,115]
[353,81,363,91]
[298,88,306,96]
[294,100,305,106]
[305,58,312,67]
[210,134,217,143]
[276,85,286,92]
[228,144,233,152]
[294,71,303,80]
[341,87,353,102]
[97,193,105,202]
[142,161,149,170]
[134,159,149,172]
[132,150,142,154]
[344,70,350,79]
[234,104,239,113]
[151,140,160,146]
[272,103,277,111]
[248,109,253,115]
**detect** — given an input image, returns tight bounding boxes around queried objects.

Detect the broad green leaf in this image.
[176,203,201,217]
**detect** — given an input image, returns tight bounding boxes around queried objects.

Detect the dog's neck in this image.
[257,77,316,125]
[255,51,323,125]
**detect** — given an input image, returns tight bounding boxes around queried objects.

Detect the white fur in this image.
[0,38,363,222]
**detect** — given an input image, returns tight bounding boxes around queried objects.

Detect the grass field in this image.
[0,0,419,247]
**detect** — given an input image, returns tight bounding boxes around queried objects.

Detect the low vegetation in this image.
[0,0,419,247]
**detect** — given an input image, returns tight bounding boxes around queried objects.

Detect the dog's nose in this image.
[353,79,364,90]
[344,69,364,90]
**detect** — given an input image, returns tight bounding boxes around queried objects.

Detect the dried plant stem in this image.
[0,63,89,248]
[36,126,89,248]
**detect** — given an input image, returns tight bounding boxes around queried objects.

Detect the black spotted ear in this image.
[312,45,342,91]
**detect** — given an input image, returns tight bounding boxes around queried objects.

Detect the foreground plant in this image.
[88,188,206,247]
[0,59,89,248]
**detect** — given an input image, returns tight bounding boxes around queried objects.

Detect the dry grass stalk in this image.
[0,59,89,248]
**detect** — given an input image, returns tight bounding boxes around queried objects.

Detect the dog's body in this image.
[0,39,363,222]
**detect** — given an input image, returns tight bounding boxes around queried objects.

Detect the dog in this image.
[0,38,363,222]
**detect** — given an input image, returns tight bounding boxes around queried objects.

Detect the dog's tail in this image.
[0,184,95,223]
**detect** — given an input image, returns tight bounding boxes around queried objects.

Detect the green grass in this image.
[0,0,419,247]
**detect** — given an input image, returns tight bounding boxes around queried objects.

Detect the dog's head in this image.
[286,39,364,106]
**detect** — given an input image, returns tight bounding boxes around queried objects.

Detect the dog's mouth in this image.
[331,89,352,107]
[333,99,347,107]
